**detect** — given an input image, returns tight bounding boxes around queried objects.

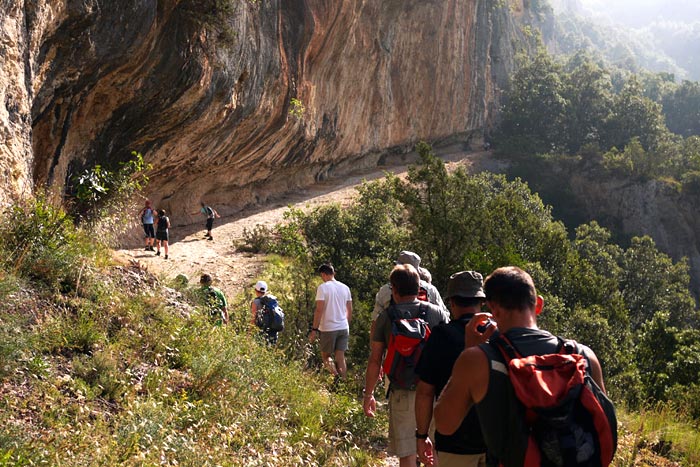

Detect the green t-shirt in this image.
[201,286,227,323]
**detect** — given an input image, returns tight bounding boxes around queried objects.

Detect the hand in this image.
[465,312,497,348]
[363,394,376,417]
[308,329,318,343]
[417,437,436,466]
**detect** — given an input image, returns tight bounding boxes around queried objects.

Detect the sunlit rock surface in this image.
[0,0,527,219]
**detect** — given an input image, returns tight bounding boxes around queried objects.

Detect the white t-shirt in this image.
[315,279,352,332]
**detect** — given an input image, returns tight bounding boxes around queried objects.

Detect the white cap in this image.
[255,280,268,292]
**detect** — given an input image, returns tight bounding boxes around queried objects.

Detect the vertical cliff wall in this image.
[0,0,529,221]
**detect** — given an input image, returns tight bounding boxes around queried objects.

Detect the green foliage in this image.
[70,151,151,246]
[662,80,700,137]
[0,195,99,293]
[289,98,305,120]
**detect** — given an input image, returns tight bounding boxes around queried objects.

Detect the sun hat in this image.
[395,251,421,269]
[255,280,268,292]
[446,271,486,298]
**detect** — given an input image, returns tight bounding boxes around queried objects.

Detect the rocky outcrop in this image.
[568,176,700,295]
[0,0,530,220]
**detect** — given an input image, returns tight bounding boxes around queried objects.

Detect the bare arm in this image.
[582,345,607,394]
[346,300,352,323]
[434,347,488,435]
[309,300,324,343]
[363,341,385,417]
[415,380,437,466]
[250,302,257,327]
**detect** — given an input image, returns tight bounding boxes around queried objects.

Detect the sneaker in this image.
[144,246,150,251]
[149,246,155,251]
[164,255,168,259]
[155,251,160,256]
[208,236,213,241]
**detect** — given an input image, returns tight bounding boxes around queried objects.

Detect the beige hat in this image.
[396,251,421,269]
[446,271,486,298]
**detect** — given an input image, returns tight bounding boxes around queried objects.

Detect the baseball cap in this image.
[254,280,268,292]
[395,251,421,269]
[446,271,486,298]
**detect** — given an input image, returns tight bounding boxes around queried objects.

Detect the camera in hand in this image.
[476,318,495,333]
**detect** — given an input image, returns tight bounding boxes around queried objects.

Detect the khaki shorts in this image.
[319,328,349,354]
[437,451,487,467]
[388,388,416,458]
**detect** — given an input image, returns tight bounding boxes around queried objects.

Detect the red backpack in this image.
[382,303,431,390]
[490,335,617,467]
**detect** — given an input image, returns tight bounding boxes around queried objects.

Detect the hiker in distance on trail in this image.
[137,199,156,252]
[363,264,449,467]
[251,280,285,345]
[434,266,617,467]
[154,209,170,259]
[199,273,229,326]
[415,271,488,467]
[192,202,220,241]
[309,264,352,385]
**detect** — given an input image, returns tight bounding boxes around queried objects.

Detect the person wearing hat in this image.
[200,274,228,325]
[414,271,488,467]
[370,251,447,335]
[251,280,280,344]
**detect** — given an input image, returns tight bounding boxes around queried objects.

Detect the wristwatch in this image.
[415,431,429,440]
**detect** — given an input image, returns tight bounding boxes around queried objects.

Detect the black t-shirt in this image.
[415,314,486,455]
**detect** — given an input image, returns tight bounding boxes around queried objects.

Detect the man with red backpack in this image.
[363,264,449,467]
[434,266,617,467]
[370,251,447,336]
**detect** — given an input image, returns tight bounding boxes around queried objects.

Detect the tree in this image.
[662,80,700,138]
[497,51,568,155]
[603,77,667,151]
[562,54,614,153]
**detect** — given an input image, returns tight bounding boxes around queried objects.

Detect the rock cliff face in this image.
[0,0,528,221]
[568,176,700,295]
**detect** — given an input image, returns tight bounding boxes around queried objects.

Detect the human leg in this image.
[206,218,214,238]
[388,389,417,463]
[163,240,169,259]
[319,331,340,376]
[333,329,349,377]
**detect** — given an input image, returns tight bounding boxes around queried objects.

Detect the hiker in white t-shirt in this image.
[309,263,353,383]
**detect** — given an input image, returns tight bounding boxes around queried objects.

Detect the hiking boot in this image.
[149,246,155,251]
[164,255,168,259]
[208,236,213,241]
[144,246,150,251]
[155,251,160,256]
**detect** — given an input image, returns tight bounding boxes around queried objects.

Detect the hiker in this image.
[251,280,284,345]
[154,209,170,259]
[415,271,488,467]
[309,263,352,383]
[200,273,228,325]
[194,202,220,241]
[434,266,616,467]
[363,264,449,467]
[137,199,156,251]
[370,251,446,336]
[418,266,432,284]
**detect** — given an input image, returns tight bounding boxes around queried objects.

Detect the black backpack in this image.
[255,295,285,332]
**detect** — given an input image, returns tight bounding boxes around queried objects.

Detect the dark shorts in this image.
[156,231,169,242]
[206,218,214,231]
[142,223,155,238]
[319,328,349,354]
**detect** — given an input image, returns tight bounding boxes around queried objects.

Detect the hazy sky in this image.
[578,0,700,27]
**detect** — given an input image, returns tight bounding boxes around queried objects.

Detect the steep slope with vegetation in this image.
[493,48,700,295]
[2,145,700,464]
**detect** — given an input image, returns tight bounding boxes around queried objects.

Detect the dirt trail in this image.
[116,147,496,297]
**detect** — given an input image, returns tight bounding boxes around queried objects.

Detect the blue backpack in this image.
[256,295,285,332]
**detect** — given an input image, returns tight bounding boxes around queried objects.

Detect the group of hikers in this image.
[137,197,618,467]
[137,199,221,260]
